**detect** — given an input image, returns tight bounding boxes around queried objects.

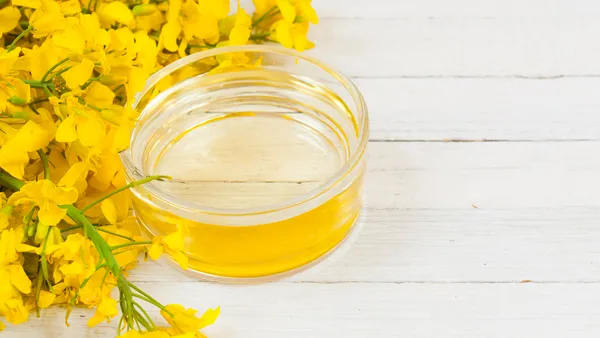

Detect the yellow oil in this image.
[132,174,363,277]
[129,69,365,278]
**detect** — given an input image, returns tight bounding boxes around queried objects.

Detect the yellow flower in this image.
[14,39,64,80]
[52,24,86,54]
[0,227,24,266]
[0,7,21,39]
[0,121,49,179]
[198,0,230,19]
[135,31,159,71]
[87,294,118,327]
[56,111,107,148]
[86,81,116,108]
[296,0,318,24]
[58,161,89,191]
[161,304,220,335]
[0,227,31,325]
[253,0,277,16]
[0,193,11,232]
[8,180,78,226]
[53,234,98,287]
[30,0,67,38]
[0,298,29,325]
[16,225,62,255]
[160,21,182,53]
[270,20,313,51]
[229,6,252,45]
[12,0,41,9]
[0,48,21,77]
[80,13,111,50]
[148,224,189,269]
[60,0,81,16]
[37,290,56,308]
[98,1,134,27]
[0,76,31,114]
[276,0,296,23]
[118,331,173,338]
[108,27,136,54]
[62,58,95,89]
[126,66,149,103]
[101,199,118,224]
[134,8,165,32]
[54,233,98,263]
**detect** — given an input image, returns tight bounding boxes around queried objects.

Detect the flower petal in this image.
[0,7,21,35]
[63,58,95,89]
[76,117,105,147]
[276,0,296,23]
[38,290,56,308]
[38,201,67,226]
[8,265,32,294]
[101,199,117,224]
[56,115,78,143]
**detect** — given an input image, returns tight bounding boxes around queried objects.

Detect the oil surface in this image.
[131,69,364,278]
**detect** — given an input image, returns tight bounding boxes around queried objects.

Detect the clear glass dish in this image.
[120,45,368,282]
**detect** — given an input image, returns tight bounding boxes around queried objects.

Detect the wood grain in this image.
[308,18,600,77]
[358,77,600,141]
[9,283,600,337]
[314,0,600,18]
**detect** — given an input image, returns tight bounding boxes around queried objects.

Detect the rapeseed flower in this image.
[0,0,318,335]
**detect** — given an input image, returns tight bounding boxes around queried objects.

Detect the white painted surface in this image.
[9,1,600,337]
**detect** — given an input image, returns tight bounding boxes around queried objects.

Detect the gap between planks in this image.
[131,280,600,285]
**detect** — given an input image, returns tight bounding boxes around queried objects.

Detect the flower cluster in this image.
[0,0,317,336]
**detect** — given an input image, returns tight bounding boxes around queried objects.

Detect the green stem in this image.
[80,77,99,90]
[34,265,43,317]
[42,58,70,82]
[23,80,47,87]
[42,85,53,98]
[61,225,134,242]
[60,225,81,233]
[80,175,169,213]
[0,170,24,190]
[53,66,73,78]
[7,26,31,52]
[65,205,135,329]
[110,241,151,252]
[37,149,50,180]
[40,227,54,292]
[131,292,154,304]
[252,6,279,28]
[128,282,172,316]
[77,98,102,112]
[132,304,154,331]
[97,228,136,242]
[24,205,36,226]
[28,103,40,115]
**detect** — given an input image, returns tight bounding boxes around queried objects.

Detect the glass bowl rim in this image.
[120,44,369,217]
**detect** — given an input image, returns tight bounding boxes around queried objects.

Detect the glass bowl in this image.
[120,45,368,282]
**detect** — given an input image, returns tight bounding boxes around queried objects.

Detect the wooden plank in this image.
[9,283,600,337]
[128,142,600,283]
[308,18,600,77]
[357,77,600,141]
[314,0,600,18]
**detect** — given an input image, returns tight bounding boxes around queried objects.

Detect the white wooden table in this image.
[10,1,600,337]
